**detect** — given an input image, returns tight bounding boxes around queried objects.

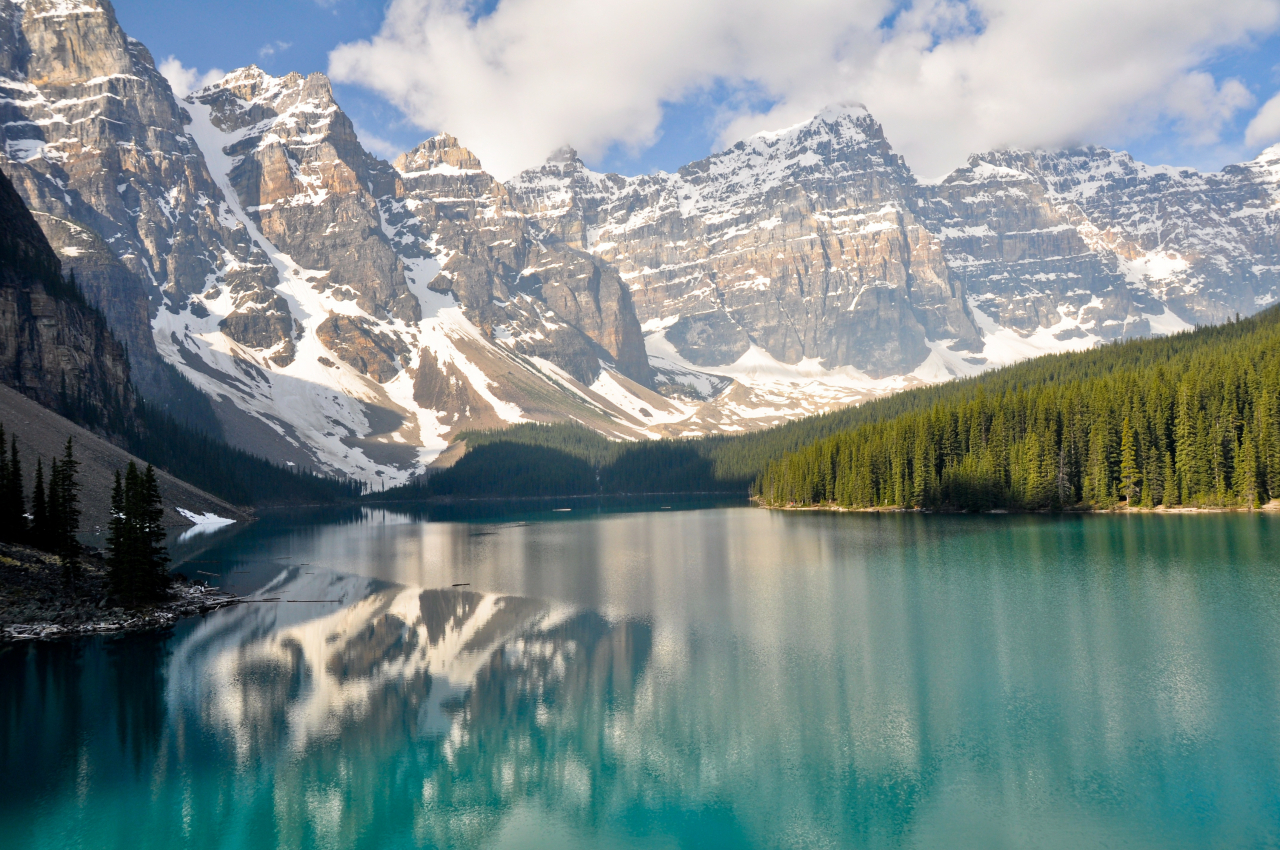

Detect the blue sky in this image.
[113,0,747,173]
[113,1,429,159]
[113,0,1280,178]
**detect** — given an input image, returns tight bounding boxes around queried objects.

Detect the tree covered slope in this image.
[416,306,1280,509]
[757,306,1280,510]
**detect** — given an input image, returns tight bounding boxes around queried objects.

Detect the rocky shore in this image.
[0,542,240,640]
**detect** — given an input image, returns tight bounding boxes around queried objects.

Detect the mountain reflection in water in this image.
[3,508,1280,849]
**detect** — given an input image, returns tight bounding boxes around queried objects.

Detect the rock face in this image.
[0,2,671,485]
[388,132,651,385]
[511,112,1278,397]
[0,164,132,427]
[509,107,981,380]
[166,65,667,482]
[2,1,1278,486]
[914,148,1280,344]
[0,0,258,429]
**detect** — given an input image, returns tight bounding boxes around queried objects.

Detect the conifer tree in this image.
[138,464,169,590]
[1267,390,1280,502]
[1162,451,1178,507]
[49,439,81,591]
[31,459,47,549]
[1238,421,1261,507]
[107,469,136,601]
[107,462,171,604]
[1119,417,1141,504]
[7,436,23,542]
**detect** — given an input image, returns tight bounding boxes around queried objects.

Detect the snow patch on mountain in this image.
[160,96,418,483]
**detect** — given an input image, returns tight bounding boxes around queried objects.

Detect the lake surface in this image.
[3,504,1280,849]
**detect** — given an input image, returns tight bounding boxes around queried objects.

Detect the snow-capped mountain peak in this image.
[3,6,1278,486]
[394,133,484,175]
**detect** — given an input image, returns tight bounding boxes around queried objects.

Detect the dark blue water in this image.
[3,506,1280,849]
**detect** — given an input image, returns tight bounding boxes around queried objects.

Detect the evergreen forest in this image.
[407,306,1280,511]
[756,306,1280,510]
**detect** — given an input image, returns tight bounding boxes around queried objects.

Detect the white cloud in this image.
[1245,91,1280,147]
[259,41,293,59]
[159,56,226,99]
[329,0,1280,180]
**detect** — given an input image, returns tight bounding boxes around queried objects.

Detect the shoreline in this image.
[0,542,242,642]
[357,491,748,507]
[755,499,1280,515]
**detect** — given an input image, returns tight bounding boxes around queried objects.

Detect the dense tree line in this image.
[757,307,1280,510]
[382,423,741,500]
[0,425,172,601]
[403,307,1280,506]
[127,401,364,506]
[0,431,84,587]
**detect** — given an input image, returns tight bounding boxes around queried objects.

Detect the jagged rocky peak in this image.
[671,103,912,209]
[540,144,597,175]
[203,64,293,102]
[187,64,419,326]
[394,134,483,174]
[508,103,978,379]
[195,65,370,181]
[697,102,883,167]
[1243,143,1280,183]
[0,0,261,427]
[197,65,344,141]
[931,143,1280,327]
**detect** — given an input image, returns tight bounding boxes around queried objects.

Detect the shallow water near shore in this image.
[3,504,1280,849]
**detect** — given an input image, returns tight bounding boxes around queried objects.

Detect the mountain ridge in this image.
[0,0,1276,486]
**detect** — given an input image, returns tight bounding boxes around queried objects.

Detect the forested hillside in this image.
[410,307,1280,508]
[757,307,1280,510]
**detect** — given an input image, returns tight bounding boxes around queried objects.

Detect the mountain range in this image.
[1,0,1277,486]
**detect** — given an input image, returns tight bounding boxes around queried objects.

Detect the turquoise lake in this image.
[3,504,1280,849]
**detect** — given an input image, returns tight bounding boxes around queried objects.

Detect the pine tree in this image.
[1162,451,1178,507]
[31,459,47,550]
[107,463,171,604]
[51,439,81,592]
[1267,390,1280,502]
[138,464,169,594]
[106,469,132,600]
[1238,421,1261,507]
[1119,417,1141,504]
[7,436,24,542]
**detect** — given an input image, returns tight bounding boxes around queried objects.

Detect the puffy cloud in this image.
[1245,91,1280,147]
[159,57,226,98]
[329,0,1280,179]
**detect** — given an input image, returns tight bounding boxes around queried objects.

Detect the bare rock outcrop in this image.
[0,165,132,426]
[509,107,982,379]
